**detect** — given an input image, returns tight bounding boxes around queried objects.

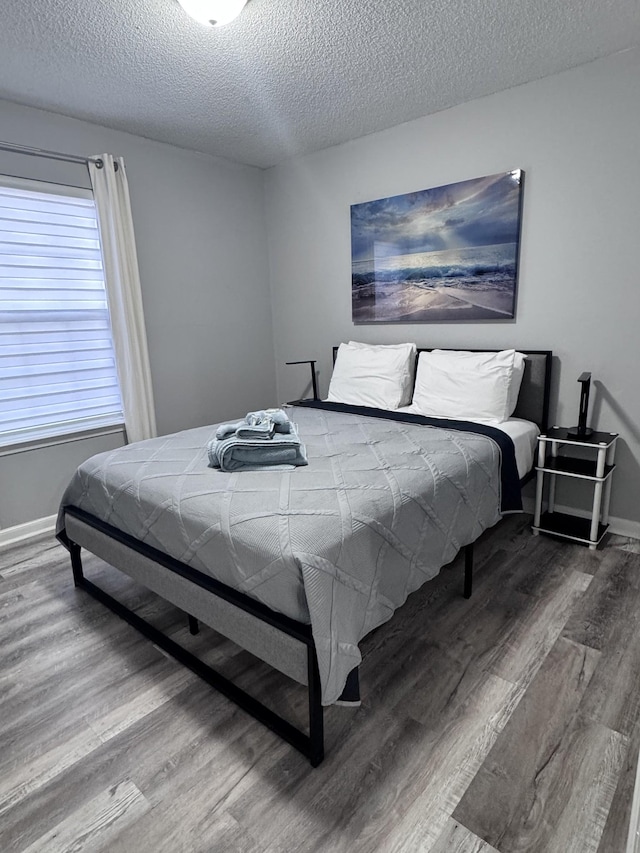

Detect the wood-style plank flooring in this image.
[1,517,639,852]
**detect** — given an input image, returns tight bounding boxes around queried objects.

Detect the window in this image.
[0,175,124,448]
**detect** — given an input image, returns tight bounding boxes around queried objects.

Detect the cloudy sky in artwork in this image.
[350,171,522,262]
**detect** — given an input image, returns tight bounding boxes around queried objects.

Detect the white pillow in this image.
[347,341,417,406]
[327,342,416,409]
[411,349,524,423]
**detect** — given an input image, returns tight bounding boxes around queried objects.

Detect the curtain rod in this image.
[0,140,108,169]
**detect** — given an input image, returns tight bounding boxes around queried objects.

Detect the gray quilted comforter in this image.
[58,405,508,704]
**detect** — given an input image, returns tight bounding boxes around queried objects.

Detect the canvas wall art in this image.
[351,170,523,323]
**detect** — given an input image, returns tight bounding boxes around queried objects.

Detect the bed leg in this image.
[464,543,473,599]
[188,615,200,635]
[307,645,324,767]
[70,542,84,587]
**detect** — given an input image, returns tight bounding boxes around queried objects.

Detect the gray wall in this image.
[3,49,640,533]
[0,99,275,530]
[265,50,640,530]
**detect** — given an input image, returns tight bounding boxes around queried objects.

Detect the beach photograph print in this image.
[351,170,523,323]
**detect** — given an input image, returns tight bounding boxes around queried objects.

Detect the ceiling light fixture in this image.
[176,0,248,27]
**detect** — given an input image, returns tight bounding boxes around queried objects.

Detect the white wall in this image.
[0,99,275,530]
[265,49,640,530]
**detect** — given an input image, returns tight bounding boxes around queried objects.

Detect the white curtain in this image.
[89,154,157,443]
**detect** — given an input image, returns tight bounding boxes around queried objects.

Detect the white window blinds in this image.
[0,175,124,448]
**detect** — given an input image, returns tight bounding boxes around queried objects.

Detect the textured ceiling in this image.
[0,0,639,168]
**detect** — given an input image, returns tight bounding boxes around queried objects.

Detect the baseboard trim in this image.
[522,498,640,541]
[0,514,57,550]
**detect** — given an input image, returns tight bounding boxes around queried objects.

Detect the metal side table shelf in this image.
[532,427,618,550]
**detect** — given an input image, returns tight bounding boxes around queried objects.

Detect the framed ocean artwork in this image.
[351,170,524,323]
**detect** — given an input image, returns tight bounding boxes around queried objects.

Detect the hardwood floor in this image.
[1,517,639,852]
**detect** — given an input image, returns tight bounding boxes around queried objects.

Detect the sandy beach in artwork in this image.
[352,280,514,323]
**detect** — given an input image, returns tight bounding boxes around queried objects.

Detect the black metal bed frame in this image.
[64,505,474,767]
[63,347,552,767]
[65,505,326,767]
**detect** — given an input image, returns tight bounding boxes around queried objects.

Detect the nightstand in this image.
[532,427,618,549]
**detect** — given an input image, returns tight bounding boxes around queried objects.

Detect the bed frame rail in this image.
[65,505,325,767]
[65,506,473,766]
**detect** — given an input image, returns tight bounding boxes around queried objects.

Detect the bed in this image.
[57,347,552,766]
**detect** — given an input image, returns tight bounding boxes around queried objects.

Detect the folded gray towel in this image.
[246,409,293,434]
[215,409,293,441]
[208,421,308,472]
[236,412,276,440]
[216,419,248,440]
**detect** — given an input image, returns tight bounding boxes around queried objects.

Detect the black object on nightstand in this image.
[567,372,593,438]
[532,427,618,549]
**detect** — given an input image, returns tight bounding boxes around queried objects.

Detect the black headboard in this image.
[331,346,552,432]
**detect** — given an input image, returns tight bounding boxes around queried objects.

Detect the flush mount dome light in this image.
[177,0,248,26]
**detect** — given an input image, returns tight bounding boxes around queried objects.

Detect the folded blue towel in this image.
[208,420,307,472]
[235,419,276,440]
[216,419,248,440]
[215,409,293,441]
[246,409,293,434]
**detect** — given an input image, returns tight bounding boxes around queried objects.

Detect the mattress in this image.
[398,407,539,479]
[495,418,540,479]
[58,404,520,704]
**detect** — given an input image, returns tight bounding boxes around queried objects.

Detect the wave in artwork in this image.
[351,172,523,323]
